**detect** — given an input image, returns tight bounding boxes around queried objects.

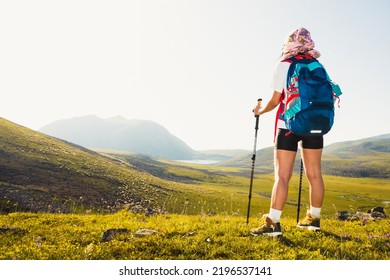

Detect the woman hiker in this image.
[251,27,325,237]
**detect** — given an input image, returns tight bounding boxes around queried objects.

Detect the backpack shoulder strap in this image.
[274,89,285,141]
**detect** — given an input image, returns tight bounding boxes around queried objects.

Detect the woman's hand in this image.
[253,105,262,116]
[253,91,282,116]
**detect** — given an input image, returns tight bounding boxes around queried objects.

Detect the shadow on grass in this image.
[276,235,295,247]
[249,234,295,247]
[321,230,352,241]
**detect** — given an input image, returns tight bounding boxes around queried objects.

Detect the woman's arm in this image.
[253,90,282,115]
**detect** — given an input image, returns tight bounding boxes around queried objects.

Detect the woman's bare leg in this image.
[271,149,297,210]
[301,148,324,208]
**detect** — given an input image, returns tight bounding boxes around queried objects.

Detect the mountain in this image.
[218,134,390,178]
[322,134,390,178]
[39,115,196,160]
[0,117,184,213]
[323,133,390,155]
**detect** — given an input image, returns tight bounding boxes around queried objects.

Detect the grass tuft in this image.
[0,211,388,260]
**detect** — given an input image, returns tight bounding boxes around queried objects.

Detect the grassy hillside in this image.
[217,134,390,178]
[0,118,200,213]
[1,117,389,219]
[100,150,390,218]
[217,147,274,174]
[0,211,388,260]
[322,134,390,178]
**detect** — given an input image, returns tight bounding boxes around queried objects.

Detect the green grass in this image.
[1,211,388,260]
[1,117,389,260]
[156,158,390,218]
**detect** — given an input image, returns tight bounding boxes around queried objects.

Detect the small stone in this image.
[134,228,158,237]
[101,228,129,242]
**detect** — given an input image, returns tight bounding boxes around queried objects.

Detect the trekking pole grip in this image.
[254,98,262,129]
[252,98,263,114]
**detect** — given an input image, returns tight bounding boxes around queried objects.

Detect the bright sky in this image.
[1,0,389,151]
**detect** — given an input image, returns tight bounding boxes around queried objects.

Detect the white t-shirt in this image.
[272,60,291,129]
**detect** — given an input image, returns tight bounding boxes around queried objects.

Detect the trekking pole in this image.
[296,158,304,224]
[246,98,262,225]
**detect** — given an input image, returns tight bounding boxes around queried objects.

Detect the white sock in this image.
[310,206,321,218]
[268,208,282,223]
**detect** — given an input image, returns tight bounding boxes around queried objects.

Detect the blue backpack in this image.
[281,55,342,137]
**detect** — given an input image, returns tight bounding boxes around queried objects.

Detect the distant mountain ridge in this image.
[39,115,196,160]
[324,133,390,155]
[321,133,390,178]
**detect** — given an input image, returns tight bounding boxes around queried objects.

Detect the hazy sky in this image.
[1,0,389,150]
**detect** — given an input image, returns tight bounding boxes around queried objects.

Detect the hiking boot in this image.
[297,212,321,231]
[250,216,282,237]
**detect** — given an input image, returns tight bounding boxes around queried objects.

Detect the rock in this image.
[0,227,24,234]
[182,231,197,238]
[339,206,387,222]
[134,228,158,237]
[145,207,155,216]
[130,205,145,214]
[371,211,386,219]
[0,226,19,233]
[336,211,350,221]
[101,228,129,242]
[368,206,385,215]
[350,212,371,221]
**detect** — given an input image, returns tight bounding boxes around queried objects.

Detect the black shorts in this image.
[275,128,324,151]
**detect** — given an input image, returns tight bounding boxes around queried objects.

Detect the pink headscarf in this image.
[281,27,321,60]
